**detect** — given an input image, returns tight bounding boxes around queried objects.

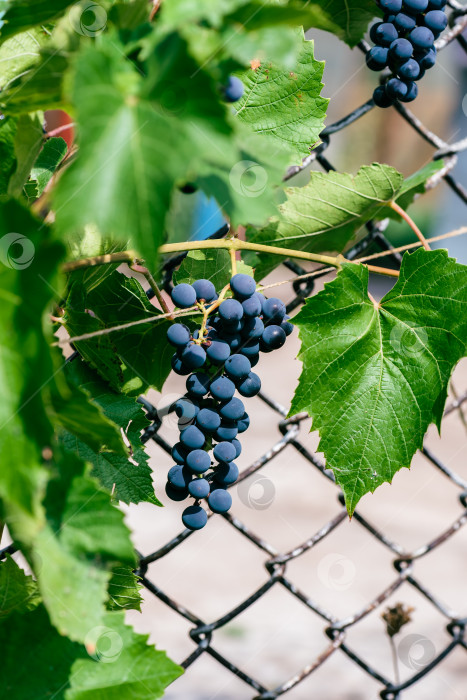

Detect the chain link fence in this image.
[2,4,467,699]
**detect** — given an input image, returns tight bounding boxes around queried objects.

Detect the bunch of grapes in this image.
[368,0,447,106]
[164,273,292,531]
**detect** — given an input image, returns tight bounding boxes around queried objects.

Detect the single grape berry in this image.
[188,478,210,499]
[380,0,402,11]
[172,442,189,464]
[243,316,264,339]
[223,76,244,103]
[242,295,262,318]
[219,397,245,421]
[168,465,192,490]
[180,425,205,449]
[403,0,428,11]
[215,422,238,441]
[366,47,389,71]
[219,298,244,322]
[394,12,416,31]
[171,283,197,308]
[240,340,260,358]
[424,10,447,33]
[262,297,286,323]
[214,462,239,486]
[223,332,242,350]
[400,80,418,101]
[230,273,256,299]
[213,441,237,463]
[167,323,191,348]
[196,408,221,434]
[231,438,242,458]
[225,354,251,379]
[417,47,436,70]
[171,355,191,376]
[181,342,206,369]
[208,489,232,514]
[165,482,189,502]
[386,77,409,100]
[398,58,421,79]
[237,372,261,398]
[280,316,294,337]
[372,22,399,47]
[174,397,198,429]
[409,26,435,49]
[373,85,394,108]
[262,325,287,350]
[237,413,250,433]
[206,340,230,365]
[389,38,413,62]
[192,279,217,302]
[182,505,208,530]
[210,376,236,402]
[186,448,211,474]
[186,372,211,397]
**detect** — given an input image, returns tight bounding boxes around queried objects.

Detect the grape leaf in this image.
[290,249,467,515]
[235,32,328,161]
[8,112,44,196]
[0,28,46,90]
[0,0,75,42]
[61,360,160,506]
[27,136,68,198]
[66,611,183,700]
[0,116,17,195]
[107,566,142,611]
[0,555,41,618]
[313,0,381,46]
[0,605,86,698]
[386,160,446,219]
[245,163,403,279]
[64,271,173,395]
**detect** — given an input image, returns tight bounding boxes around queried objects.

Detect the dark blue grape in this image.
[398,58,421,79]
[171,283,197,308]
[231,438,242,458]
[417,47,436,69]
[181,342,206,369]
[219,397,245,421]
[243,317,264,339]
[180,425,205,449]
[386,77,409,99]
[372,22,399,46]
[428,0,446,8]
[192,278,216,302]
[221,318,244,334]
[225,354,251,379]
[215,422,238,441]
[242,295,262,317]
[186,448,211,473]
[403,0,428,11]
[424,10,447,32]
[237,372,261,398]
[206,340,230,365]
[249,354,259,368]
[237,413,250,434]
[380,0,402,11]
[230,273,256,299]
[188,478,210,499]
[219,298,244,322]
[223,333,242,350]
[214,462,239,486]
[182,504,208,530]
[174,398,198,429]
[280,316,294,336]
[254,292,266,312]
[167,323,191,348]
[409,26,434,49]
[197,408,221,433]
[171,355,191,376]
[214,441,237,463]
[366,47,389,71]
[186,372,211,397]
[262,297,286,323]
[389,38,413,61]
[208,489,232,514]
[210,376,236,402]
[168,465,192,490]
[394,12,416,31]
[172,442,189,464]
[223,76,244,103]
[165,482,189,502]
[240,340,260,358]
[400,80,418,101]
[373,85,394,108]
[261,325,286,350]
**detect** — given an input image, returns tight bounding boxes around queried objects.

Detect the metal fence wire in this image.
[2,5,467,700]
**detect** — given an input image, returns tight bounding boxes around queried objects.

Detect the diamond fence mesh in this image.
[2,5,467,700]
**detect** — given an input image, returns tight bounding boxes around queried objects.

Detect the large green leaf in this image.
[25,136,68,200]
[245,163,403,279]
[0,555,41,618]
[0,0,75,42]
[107,566,142,612]
[290,249,467,515]
[236,33,328,160]
[0,28,47,90]
[61,360,159,505]
[66,611,183,700]
[8,112,44,196]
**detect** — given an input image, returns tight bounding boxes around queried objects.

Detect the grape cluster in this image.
[368,0,447,106]
[165,273,292,531]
